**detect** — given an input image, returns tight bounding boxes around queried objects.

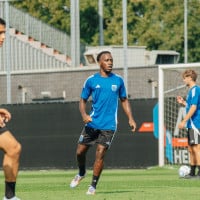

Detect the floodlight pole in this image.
[184,0,188,63]
[98,0,104,46]
[70,0,80,67]
[122,0,128,93]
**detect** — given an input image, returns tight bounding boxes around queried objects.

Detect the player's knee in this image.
[96,146,106,155]
[16,142,22,155]
[76,145,88,157]
[76,150,84,158]
[9,142,22,158]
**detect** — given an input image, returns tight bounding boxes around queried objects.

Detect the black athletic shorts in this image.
[188,128,200,145]
[0,126,8,134]
[78,126,115,149]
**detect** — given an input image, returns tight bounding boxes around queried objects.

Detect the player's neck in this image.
[189,82,196,88]
[99,71,111,77]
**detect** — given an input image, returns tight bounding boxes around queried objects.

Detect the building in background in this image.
[84,46,180,68]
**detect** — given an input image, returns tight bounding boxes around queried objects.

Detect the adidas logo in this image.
[95,85,100,88]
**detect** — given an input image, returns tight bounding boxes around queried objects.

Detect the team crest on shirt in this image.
[111,85,117,91]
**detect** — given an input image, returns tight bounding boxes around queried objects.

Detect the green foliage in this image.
[13,0,71,32]
[12,0,200,63]
[129,0,185,61]
[80,6,98,44]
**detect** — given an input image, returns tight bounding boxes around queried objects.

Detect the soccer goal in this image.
[158,63,200,167]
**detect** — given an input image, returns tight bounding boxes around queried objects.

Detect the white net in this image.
[158,64,200,166]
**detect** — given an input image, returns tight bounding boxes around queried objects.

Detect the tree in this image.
[13,0,71,32]
[12,0,200,63]
[79,1,99,44]
[128,0,185,61]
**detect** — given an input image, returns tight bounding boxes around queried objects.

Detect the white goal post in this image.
[158,63,200,167]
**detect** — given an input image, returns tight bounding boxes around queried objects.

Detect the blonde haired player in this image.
[177,69,200,178]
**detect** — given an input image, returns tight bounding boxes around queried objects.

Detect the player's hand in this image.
[0,108,11,122]
[0,114,6,127]
[82,115,92,124]
[177,96,185,105]
[129,120,136,132]
[178,120,186,129]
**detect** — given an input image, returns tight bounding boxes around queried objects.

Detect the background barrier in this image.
[0,99,158,169]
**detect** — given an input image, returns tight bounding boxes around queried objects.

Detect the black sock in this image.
[5,181,16,199]
[91,175,99,189]
[79,165,86,176]
[190,165,196,176]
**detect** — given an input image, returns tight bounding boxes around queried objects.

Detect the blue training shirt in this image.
[186,85,200,128]
[81,72,127,131]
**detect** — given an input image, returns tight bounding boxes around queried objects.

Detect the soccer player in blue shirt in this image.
[177,69,200,178]
[70,51,137,194]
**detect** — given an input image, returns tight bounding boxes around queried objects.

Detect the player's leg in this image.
[0,130,21,199]
[70,144,89,188]
[87,130,115,195]
[92,144,106,183]
[187,129,197,177]
[192,144,200,176]
[188,129,200,177]
[195,133,200,176]
[70,126,98,188]
[86,144,106,195]
[76,144,89,176]
[188,145,196,176]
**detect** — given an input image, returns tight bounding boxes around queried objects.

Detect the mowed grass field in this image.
[0,166,200,200]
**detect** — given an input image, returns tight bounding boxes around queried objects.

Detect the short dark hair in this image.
[96,51,111,62]
[0,18,6,26]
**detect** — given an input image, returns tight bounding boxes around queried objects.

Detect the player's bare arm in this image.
[79,98,92,123]
[120,98,136,132]
[178,105,197,129]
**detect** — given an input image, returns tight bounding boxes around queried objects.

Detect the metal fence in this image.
[0,33,70,73]
[0,1,160,105]
[0,3,71,56]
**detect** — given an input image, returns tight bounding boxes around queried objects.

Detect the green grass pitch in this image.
[0,166,200,200]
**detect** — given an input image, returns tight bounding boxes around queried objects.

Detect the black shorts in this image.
[78,126,115,149]
[0,126,8,134]
[188,128,200,145]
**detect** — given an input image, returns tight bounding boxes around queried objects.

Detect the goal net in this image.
[158,63,200,166]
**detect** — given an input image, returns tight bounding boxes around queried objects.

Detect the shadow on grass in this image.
[99,190,140,194]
